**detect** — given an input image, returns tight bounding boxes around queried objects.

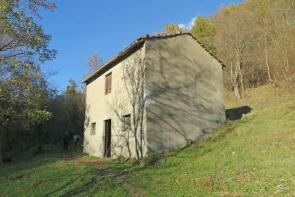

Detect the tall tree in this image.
[0,0,56,163]
[0,62,52,162]
[212,4,261,98]
[191,16,216,54]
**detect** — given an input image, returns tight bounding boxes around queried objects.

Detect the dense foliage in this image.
[0,1,85,163]
[45,80,85,145]
[190,0,295,98]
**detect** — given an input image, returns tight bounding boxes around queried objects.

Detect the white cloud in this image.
[178,17,197,30]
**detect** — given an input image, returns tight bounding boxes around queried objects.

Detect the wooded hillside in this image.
[191,0,295,98]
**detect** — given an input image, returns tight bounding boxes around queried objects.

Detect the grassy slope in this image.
[1,85,295,197]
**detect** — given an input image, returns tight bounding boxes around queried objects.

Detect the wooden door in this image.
[104,119,111,157]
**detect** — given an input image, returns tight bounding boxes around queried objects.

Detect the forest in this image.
[0,0,85,163]
[192,0,295,98]
[167,0,295,98]
[1,0,295,164]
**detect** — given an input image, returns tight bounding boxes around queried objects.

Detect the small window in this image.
[105,72,112,94]
[91,122,96,135]
[122,114,131,132]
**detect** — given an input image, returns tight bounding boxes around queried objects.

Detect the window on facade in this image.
[91,122,96,135]
[105,72,112,94]
[122,114,131,132]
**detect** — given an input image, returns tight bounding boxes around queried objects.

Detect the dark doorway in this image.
[104,119,111,157]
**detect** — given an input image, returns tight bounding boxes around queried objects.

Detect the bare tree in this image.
[87,53,103,73]
[213,6,258,99]
[164,24,184,33]
[111,49,146,160]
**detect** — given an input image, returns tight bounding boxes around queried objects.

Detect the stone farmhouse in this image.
[83,32,226,158]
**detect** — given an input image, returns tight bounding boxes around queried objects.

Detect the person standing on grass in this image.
[63,131,71,151]
[73,134,81,146]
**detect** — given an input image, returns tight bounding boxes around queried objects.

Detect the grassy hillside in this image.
[1,86,295,197]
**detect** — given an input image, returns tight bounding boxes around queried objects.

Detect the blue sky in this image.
[39,0,242,91]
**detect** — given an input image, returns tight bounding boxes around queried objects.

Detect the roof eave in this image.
[83,38,146,84]
[83,32,226,84]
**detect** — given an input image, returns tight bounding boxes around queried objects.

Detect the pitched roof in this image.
[83,32,225,84]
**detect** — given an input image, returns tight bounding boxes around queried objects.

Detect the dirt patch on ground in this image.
[120,181,147,197]
[6,171,31,181]
[71,156,143,196]
[75,158,109,169]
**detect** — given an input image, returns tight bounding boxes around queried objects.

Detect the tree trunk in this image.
[285,59,292,89]
[237,50,244,98]
[232,50,242,100]
[139,128,143,158]
[134,133,140,160]
[138,109,144,158]
[125,132,132,159]
[239,69,244,98]
[233,82,241,100]
[264,33,274,86]
[0,131,4,165]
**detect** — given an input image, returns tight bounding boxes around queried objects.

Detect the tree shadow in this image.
[56,164,134,197]
[144,37,226,152]
[225,106,252,121]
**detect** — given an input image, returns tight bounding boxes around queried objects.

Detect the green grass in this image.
[0,152,130,197]
[1,85,295,196]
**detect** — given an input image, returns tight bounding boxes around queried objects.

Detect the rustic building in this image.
[83,32,226,158]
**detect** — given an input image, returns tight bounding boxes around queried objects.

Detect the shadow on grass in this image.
[55,163,142,197]
[0,150,84,180]
[0,155,57,180]
[226,106,252,121]
[1,149,140,196]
